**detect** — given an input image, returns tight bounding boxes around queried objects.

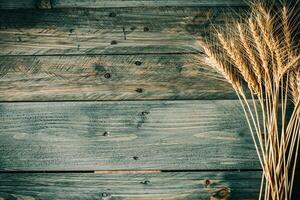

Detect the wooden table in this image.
[0,0,298,199]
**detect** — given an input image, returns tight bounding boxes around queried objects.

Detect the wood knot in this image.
[204,179,211,186]
[104,73,111,79]
[211,187,230,200]
[101,192,110,197]
[185,10,214,34]
[94,64,106,75]
[36,0,52,9]
[176,65,183,72]
[192,12,212,24]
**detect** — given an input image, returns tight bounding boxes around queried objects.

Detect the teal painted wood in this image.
[0,171,262,199]
[52,0,248,8]
[0,100,259,171]
[0,0,248,9]
[0,0,37,9]
[0,7,246,55]
[0,54,235,101]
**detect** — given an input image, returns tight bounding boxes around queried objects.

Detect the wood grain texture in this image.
[0,7,246,55]
[0,171,262,199]
[0,0,37,9]
[0,100,259,171]
[0,0,247,9]
[52,0,248,8]
[0,54,235,101]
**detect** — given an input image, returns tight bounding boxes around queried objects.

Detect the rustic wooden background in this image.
[0,0,298,199]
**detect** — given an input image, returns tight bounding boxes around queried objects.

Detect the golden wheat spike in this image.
[255,5,286,79]
[248,17,270,82]
[237,23,262,82]
[289,69,300,105]
[280,55,300,78]
[282,6,293,60]
[216,32,260,94]
[196,40,244,95]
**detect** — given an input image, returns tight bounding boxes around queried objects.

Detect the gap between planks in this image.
[0,169,264,174]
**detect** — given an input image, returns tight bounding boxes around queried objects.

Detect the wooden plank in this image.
[0,100,259,171]
[0,54,235,101]
[0,0,247,9]
[0,7,246,55]
[0,171,262,199]
[0,0,37,9]
[52,0,248,8]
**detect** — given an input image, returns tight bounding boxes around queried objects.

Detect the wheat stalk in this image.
[290,69,300,104]
[196,2,300,200]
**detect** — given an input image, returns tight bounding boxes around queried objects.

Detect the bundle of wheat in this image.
[197,2,300,199]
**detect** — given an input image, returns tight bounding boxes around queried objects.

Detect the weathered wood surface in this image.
[0,0,247,9]
[0,100,259,171]
[0,0,36,9]
[0,55,235,101]
[0,171,262,199]
[53,0,248,8]
[0,7,246,55]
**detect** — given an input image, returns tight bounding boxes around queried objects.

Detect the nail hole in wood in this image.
[108,12,116,17]
[111,40,117,45]
[133,156,139,160]
[141,180,150,184]
[134,61,142,66]
[103,131,110,136]
[135,88,143,93]
[144,27,150,32]
[141,111,149,115]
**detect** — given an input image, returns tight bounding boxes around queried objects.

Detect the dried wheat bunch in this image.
[197,2,300,200]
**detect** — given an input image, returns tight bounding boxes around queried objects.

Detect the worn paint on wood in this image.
[0,7,246,55]
[52,0,248,8]
[0,54,235,101]
[0,100,259,171]
[0,171,262,199]
[0,0,248,9]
